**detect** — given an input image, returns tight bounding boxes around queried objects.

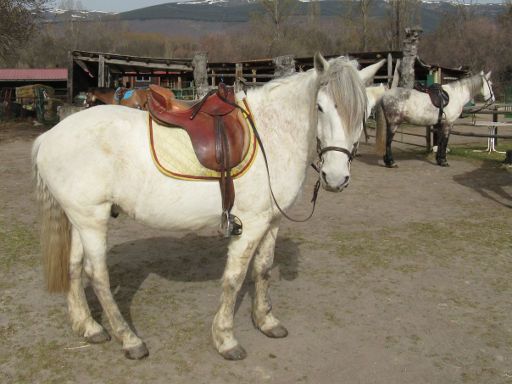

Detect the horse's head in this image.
[84,90,96,108]
[480,71,495,104]
[315,57,367,192]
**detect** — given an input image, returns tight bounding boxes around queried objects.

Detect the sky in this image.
[55,0,506,13]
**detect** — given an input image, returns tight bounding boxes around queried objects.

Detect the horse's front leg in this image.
[436,122,451,167]
[212,221,268,360]
[251,220,288,338]
[384,124,398,168]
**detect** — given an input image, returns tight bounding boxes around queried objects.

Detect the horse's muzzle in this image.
[321,172,350,192]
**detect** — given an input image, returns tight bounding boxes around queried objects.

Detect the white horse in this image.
[32,53,372,361]
[375,71,494,167]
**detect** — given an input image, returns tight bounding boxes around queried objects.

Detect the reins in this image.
[460,75,495,116]
[238,98,321,222]
[217,92,354,223]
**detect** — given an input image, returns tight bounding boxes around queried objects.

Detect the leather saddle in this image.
[148,83,248,237]
[415,83,449,126]
[114,87,129,103]
[414,83,449,109]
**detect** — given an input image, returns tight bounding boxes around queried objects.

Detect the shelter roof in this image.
[0,68,68,81]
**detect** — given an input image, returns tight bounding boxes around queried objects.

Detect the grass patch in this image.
[448,142,512,163]
[331,216,512,274]
[0,217,39,270]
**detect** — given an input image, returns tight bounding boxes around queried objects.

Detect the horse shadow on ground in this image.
[86,234,300,332]
[452,162,512,208]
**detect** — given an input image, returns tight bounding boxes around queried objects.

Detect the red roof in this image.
[0,68,68,81]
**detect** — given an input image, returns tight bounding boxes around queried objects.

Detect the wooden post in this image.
[98,54,106,87]
[273,55,295,78]
[235,63,243,92]
[192,52,208,98]
[252,69,257,83]
[67,51,74,103]
[211,69,216,87]
[387,53,393,88]
[398,27,423,89]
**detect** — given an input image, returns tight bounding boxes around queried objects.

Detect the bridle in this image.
[461,74,495,115]
[317,141,358,164]
[482,75,494,106]
[217,90,359,223]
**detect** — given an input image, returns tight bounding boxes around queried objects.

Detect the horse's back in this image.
[34,106,149,203]
[381,87,437,125]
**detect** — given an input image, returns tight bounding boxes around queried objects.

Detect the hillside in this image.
[43,0,506,36]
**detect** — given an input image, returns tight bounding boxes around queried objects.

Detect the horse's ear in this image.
[485,71,492,80]
[359,59,386,85]
[314,52,329,76]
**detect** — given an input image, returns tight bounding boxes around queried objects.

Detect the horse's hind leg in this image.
[79,224,148,359]
[212,222,268,360]
[251,222,288,338]
[435,123,451,167]
[67,227,110,343]
[384,123,398,168]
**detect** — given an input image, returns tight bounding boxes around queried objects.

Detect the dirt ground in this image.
[0,120,511,384]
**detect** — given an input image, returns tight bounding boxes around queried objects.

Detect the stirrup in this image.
[220,211,243,238]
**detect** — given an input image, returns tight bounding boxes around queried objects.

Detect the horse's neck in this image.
[245,72,318,188]
[446,75,482,106]
[96,92,114,104]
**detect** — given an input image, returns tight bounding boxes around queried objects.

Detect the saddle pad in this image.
[123,90,135,100]
[148,111,257,181]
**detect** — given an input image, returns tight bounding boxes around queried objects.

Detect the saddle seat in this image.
[148,84,246,172]
[414,83,449,109]
[148,83,253,237]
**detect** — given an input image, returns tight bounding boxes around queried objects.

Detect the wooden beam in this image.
[98,54,105,87]
[67,51,74,103]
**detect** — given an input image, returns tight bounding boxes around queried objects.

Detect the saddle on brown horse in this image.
[148,83,249,237]
[414,83,450,125]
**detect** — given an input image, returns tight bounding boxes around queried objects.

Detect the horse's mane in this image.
[326,57,368,137]
[260,69,313,92]
[453,73,483,97]
[88,87,114,95]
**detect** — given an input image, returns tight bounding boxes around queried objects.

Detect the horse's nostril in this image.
[340,176,350,189]
[321,171,328,183]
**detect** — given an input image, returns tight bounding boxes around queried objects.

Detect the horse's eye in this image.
[318,104,324,113]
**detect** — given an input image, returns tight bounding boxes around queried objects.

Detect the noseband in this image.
[314,137,358,171]
[317,143,357,163]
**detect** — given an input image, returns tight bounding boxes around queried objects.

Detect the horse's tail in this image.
[375,102,387,156]
[32,136,71,293]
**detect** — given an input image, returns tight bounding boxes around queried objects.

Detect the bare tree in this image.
[359,0,374,51]
[0,0,49,62]
[387,0,421,50]
[259,0,297,48]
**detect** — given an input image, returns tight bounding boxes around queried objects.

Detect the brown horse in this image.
[85,87,148,110]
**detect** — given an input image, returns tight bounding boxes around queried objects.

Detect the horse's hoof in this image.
[220,345,247,360]
[124,342,149,360]
[385,162,398,168]
[86,329,111,344]
[261,324,288,339]
[437,161,450,167]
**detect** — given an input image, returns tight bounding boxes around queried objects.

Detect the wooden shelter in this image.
[68,51,196,102]
[68,50,469,104]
